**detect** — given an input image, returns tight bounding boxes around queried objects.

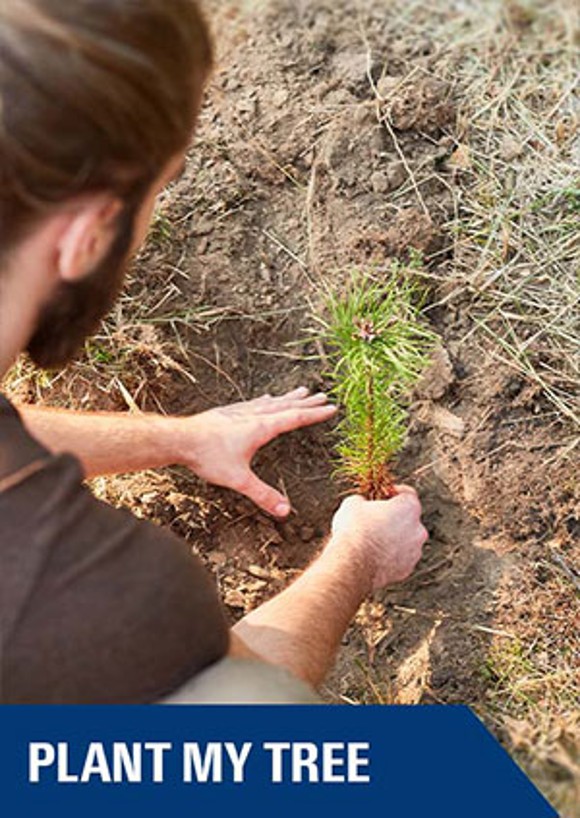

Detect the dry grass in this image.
[434,2,576,428]
[353,0,579,424]
[357,0,579,429]
[447,1,578,429]
[483,635,580,817]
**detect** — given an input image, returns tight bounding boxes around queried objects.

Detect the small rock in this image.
[354,104,375,126]
[385,161,406,190]
[208,551,227,567]
[500,135,523,162]
[237,94,258,116]
[244,579,267,592]
[331,51,376,95]
[448,144,471,170]
[376,75,403,99]
[197,236,210,255]
[271,87,289,108]
[325,132,351,169]
[223,589,246,608]
[324,87,357,108]
[370,170,390,194]
[416,347,455,400]
[430,406,466,438]
[299,525,316,543]
[193,218,214,236]
[247,564,270,580]
[259,262,272,283]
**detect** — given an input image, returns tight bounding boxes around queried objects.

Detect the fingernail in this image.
[297,386,309,395]
[274,501,290,517]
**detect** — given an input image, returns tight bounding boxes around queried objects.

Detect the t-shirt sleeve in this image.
[1,454,229,704]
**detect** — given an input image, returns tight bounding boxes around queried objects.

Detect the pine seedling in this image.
[318,270,436,499]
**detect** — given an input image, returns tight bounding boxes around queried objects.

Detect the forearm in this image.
[233,539,370,688]
[17,404,185,478]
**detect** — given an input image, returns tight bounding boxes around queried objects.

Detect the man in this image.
[0,0,427,704]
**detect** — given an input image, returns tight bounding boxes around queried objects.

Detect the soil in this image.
[6,0,578,811]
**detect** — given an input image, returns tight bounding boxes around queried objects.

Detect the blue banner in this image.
[0,705,556,817]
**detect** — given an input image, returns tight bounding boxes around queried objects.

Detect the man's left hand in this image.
[170,387,336,517]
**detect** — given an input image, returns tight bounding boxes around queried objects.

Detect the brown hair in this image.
[0,0,212,255]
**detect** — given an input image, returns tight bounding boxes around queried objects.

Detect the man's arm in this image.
[229,548,370,687]
[232,490,428,688]
[18,403,174,476]
[17,388,336,516]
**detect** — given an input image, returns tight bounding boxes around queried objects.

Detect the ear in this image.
[56,195,123,283]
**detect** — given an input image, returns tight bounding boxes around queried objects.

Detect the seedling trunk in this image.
[318,269,436,499]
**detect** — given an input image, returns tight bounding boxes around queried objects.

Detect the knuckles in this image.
[401,493,422,515]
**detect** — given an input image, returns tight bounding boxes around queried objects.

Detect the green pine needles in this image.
[318,270,436,499]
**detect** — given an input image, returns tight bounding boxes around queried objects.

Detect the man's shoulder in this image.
[0,413,229,704]
[0,393,51,487]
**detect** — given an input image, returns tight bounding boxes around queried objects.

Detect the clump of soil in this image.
[382,77,456,134]
[355,209,443,261]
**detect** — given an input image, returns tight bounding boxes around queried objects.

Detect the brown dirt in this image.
[5,1,578,813]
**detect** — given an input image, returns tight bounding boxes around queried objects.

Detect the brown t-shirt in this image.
[0,394,229,703]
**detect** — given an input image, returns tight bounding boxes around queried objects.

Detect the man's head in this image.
[0,0,212,368]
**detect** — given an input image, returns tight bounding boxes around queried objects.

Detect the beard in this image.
[27,203,139,370]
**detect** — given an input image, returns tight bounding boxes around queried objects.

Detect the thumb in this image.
[238,470,291,518]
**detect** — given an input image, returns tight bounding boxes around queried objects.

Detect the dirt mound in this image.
[382,77,456,134]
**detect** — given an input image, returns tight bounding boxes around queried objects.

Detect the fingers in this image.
[337,492,422,521]
[236,470,291,518]
[281,386,310,400]
[338,495,366,510]
[339,488,419,505]
[253,386,308,405]
[255,388,331,415]
[390,488,422,515]
[250,393,272,404]
[393,484,418,497]
[245,387,333,418]
[262,394,330,414]
[271,403,337,435]
[296,393,330,408]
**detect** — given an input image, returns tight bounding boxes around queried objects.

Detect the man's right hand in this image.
[233,485,428,688]
[329,487,428,591]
